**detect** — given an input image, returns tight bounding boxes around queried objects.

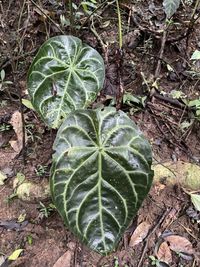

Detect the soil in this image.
[0,1,200,266]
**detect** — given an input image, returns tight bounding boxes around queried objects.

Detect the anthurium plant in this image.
[28,35,153,255]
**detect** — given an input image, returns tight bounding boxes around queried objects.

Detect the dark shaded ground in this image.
[0,1,200,266]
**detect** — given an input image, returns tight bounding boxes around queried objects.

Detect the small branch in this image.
[137,209,171,267]
[116,48,124,110]
[186,0,200,47]
[90,17,108,63]
[115,0,124,109]
[78,0,111,32]
[116,0,122,49]
[69,0,74,34]
[30,0,65,34]
[154,29,167,78]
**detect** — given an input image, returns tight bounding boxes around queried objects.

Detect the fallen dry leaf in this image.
[129,221,151,247]
[9,111,26,155]
[164,235,194,255]
[156,241,172,264]
[53,251,71,267]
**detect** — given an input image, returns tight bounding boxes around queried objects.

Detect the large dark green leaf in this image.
[50,107,153,255]
[27,35,105,128]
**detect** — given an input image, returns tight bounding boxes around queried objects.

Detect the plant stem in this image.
[116,0,122,49]
[69,0,74,33]
[186,0,200,46]
[78,0,111,32]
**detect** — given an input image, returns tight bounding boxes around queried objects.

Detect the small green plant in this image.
[38,202,55,218]
[149,256,162,266]
[0,123,11,132]
[35,165,48,177]
[27,35,153,255]
[188,98,200,119]
[27,235,33,245]
[123,92,146,114]
[61,0,98,30]
[0,69,13,91]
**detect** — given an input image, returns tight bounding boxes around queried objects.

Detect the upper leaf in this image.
[27,35,105,128]
[50,107,153,255]
[163,0,180,18]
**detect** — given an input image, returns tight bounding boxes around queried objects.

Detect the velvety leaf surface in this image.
[50,108,153,254]
[28,35,105,128]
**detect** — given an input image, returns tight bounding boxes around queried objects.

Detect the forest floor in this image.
[0,0,200,266]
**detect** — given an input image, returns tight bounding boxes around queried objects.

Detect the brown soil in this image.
[0,1,200,266]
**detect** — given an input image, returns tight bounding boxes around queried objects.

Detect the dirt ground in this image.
[0,1,200,266]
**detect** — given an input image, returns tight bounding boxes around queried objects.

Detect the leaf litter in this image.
[129,221,151,247]
[9,111,27,156]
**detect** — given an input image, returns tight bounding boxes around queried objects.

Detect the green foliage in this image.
[22,99,35,110]
[28,35,105,129]
[0,69,13,91]
[191,50,200,60]
[163,0,181,18]
[28,35,153,255]
[188,98,200,118]
[81,0,97,13]
[38,202,55,218]
[8,249,23,261]
[50,108,153,254]
[190,193,200,211]
[0,123,11,132]
[35,165,48,177]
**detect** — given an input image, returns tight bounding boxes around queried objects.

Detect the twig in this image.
[131,10,193,44]
[186,0,200,47]
[73,241,78,266]
[115,0,124,109]
[30,0,65,34]
[115,48,124,110]
[177,222,198,240]
[69,0,74,34]
[1,1,27,163]
[144,52,182,82]
[0,49,37,70]
[90,17,108,62]
[152,92,195,111]
[155,22,169,78]
[116,0,122,49]
[153,156,177,177]
[17,0,31,55]
[78,0,111,32]
[137,209,171,267]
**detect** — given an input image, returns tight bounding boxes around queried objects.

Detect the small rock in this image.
[14,179,50,203]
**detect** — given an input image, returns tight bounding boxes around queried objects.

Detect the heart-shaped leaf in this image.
[50,107,153,254]
[28,35,105,128]
[163,0,180,18]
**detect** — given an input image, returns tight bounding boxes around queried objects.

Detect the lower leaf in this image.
[50,107,153,255]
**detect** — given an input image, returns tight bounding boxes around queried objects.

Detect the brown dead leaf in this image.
[9,111,26,155]
[164,235,194,255]
[53,251,72,267]
[156,241,172,264]
[129,221,151,247]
